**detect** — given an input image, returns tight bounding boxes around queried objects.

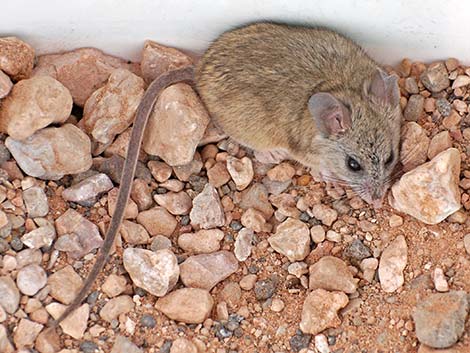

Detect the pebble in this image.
[21,224,56,249]
[189,183,225,229]
[343,239,372,265]
[148,160,172,183]
[140,40,192,83]
[433,268,449,292]
[154,191,192,215]
[290,332,312,352]
[62,173,113,205]
[325,230,342,243]
[310,225,326,243]
[314,334,330,353]
[83,68,144,144]
[413,291,468,348]
[47,265,83,304]
[0,276,19,314]
[33,47,138,106]
[404,94,424,122]
[0,324,13,352]
[55,209,103,259]
[131,179,153,211]
[309,256,358,293]
[170,338,197,353]
[390,148,461,224]
[360,258,379,283]
[0,37,35,80]
[311,204,338,226]
[267,162,296,182]
[108,187,139,219]
[271,298,285,312]
[6,124,92,180]
[300,289,349,335]
[420,62,450,93]
[137,206,177,236]
[241,208,270,232]
[119,220,150,245]
[464,234,470,255]
[35,329,61,353]
[102,274,127,298]
[226,156,254,190]
[46,302,89,339]
[180,250,238,290]
[389,214,403,228]
[155,288,214,324]
[111,336,143,353]
[442,110,461,130]
[240,274,257,291]
[23,186,49,218]
[140,314,156,328]
[451,75,470,89]
[254,278,277,301]
[0,70,12,99]
[123,248,179,296]
[268,218,310,261]
[178,229,224,254]
[100,295,135,322]
[436,97,452,117]
[234,228,254,261]
[16,264,47,296]
[143,83,209,166]
[80,341,100,353]
[400,122,430,172]
[239,183,274,219]
[378,235,408,293]
[207,162,231,187]
[404,77,419,94]
[428,131,452,160]
[288,262,309,278]
[173,157,203,182]
[13,318,43,348]
[150,235,172,252]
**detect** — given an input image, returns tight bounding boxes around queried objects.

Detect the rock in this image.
[96,154,151,184]
[311,204,338,226]
[0,37,35,80]
[47,265,83,304]
[148,160,172,182]
[239,183,274,219]
[404,94,424,122]
[46,302,89,339]
[270,193,301,218]
[21,224,56,249]
[262,176,291,195]
[6,124,92,180]
[83,69,144,144]
[417,345,465,353]
[421,62,450,93]
[207,162,231,187]
[35,329,61,353]
[119,220,150,245]
[310,225,326,243]
[189,183,225,229]
[143,83,209,166]
[433,268,449,292]
[288,262,309,278]
[140,40,192,83]
[241,208,271,232]
[413,291,468,348]
[178,229,224,254]
[309,256,358,293]
[314,334,330,353]
[267,162,296,182]
[131,179,153,211]
[226,156,254,190]
[452,75,470,89]
[343,239,372,265]
[0,76,72,140]
[464,234,470,255]
[33,48,139,106]
[391,148,461,224]
[443,110,462,130]
[400,122,430,172]
[234,228,254,261]
[170,338,197,353]
[100,295,135,322]
[0,325,13,353]
[23,186,48,218]
[0,70,12,99]
[290,332,312,352]
[254,278,277,301]
[360,258,379,283]
[300,289,349,335]
[154,191,192,215]
[137,206,177,236]
[13,318,43,348]
[155,288,213,324]
[102,274,127,298]
[0,276,19,314]
[389,214,404,228]
[107,187,139,219]
[240,274,257,291]
[404,77,419,94]
[173,157,203,182]
[111,336,142,353]
[220,281,242,307]
[428,131,452,160]
[123,248,179,296]
[62,173,113,205]
[180,251,238,290]
[378,235,408,293]
[268,218,310,261]
[436,98,452,117]
[16,264,47,296]
[55,209,103,259]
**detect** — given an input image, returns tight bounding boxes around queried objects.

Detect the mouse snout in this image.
[360,180,387,209]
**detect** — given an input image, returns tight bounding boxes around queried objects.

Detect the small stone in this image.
[143,83,209,166]
[310,225,326,243]
[148,160,172,183]
[433,268,449,292]
[311,204,338,226]
[436,98,452,117]
[300,289,349,335]
[47,265,83,304]
[268,218,310,261]
[189,183,225,229]
[46,302,89,339]
[123,248,179,296]
[150,235,172,252]
[180,251,239,290]
[443,110,462,130]
[178,229,224,254]
[404,94,424,122]
[428,131,452,160]
[378,235,408,293]
[315,334,330,353]
[111,336,143,353]
[226,156,254,190]
[102,274,127,298]
[271,298,285,312]
[62,173,113,205]
[154,191,192,215]
[137,206,177,236]
[391,148,461,224]
[0,324,13,353]
[400,122,430,172]
[234,228,254,261]
[0,71,12,99]
[464,234,470,255]
[170,338,197,353]
[6,124,92,180]
[35,329,61,353]
[23,186,49,218]
[239,183,274,219]
[240,274,257,291]
[207,162,231,187]
[288,262,309,278]
[100,295,135,322]
[241,208,270,232]
[80,341,99,353]
[389,214,403,228]
[107,187,139,219]
[22,224,56,249]
[309,256,358,293]
[413,291,468,348]
[0,276,19,314]
[140,314,156,328]
[131,179,153,211]
[173,157,203,182]
[343,239,371,265]
[452,75,470,89]
[16,264,47,296]
[220,281,242,307]
[155,288,213,324]
[404,77,419,94]
[96,154,151,184]
[119,220,150,245]
[0,37,35,80]
[290,333,312,352]
[360,258,379,283]
[13,318,43,348]
[420,62,450,93]
[254,278,277,301]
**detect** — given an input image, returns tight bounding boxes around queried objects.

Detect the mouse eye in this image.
[347,156,362,172]
[385,152,394,165]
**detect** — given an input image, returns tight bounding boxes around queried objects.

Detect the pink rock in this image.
[148,160,172,183]
[378,235,408,293]
[428,131,452,160]
[0,70,12,98]
[108,187,139,219]
[207,162,231,187]
[104,126,147,161]
[268,218,310,261]
[309,256,358,293]
[0,76,72,140]
[267,162,296,182]
[199,121,227,146]
[189,183,225,229]
[154,191,192,215]
[178,229,224,254]
[0,37,35,80]
[5,124,92,180]
[33,48,139,106]
[130,179,153,211]
[239,183,274,219]
[119,220,150,245]
[400,122,430,172]
[140,40,193,83]
[83,69,144,144]
[226,156,254,190]
[311,204,338,226]
[143,83,210,166]
[62,173,113,205]
[137,206,177,236]
[240,208,271,233]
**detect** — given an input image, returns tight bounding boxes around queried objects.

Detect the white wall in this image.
[0,0,466,65]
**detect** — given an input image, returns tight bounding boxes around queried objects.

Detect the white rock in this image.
[226,156,254,190]
[234,228,254,261]
[378,235,408,293]
[268,218,310,261]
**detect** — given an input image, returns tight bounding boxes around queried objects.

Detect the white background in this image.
[0,0,466,65]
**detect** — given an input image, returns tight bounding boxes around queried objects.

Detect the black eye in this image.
[347,156,361,172]
[385,152,394,165]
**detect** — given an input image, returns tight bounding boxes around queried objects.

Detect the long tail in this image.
[50,66,195,328]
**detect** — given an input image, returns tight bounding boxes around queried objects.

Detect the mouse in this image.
[50,21,401,327]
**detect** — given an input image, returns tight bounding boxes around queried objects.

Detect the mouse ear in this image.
[365,68,400,106]
[308,92,352,136]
